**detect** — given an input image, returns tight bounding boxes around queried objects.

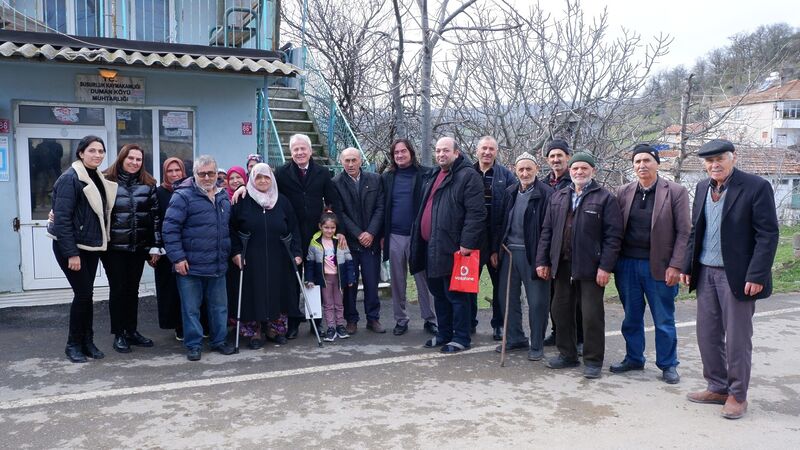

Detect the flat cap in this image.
[631,143,660,164]
[568,152,596,168]
[698,139,735,158]
[546,139,570,156]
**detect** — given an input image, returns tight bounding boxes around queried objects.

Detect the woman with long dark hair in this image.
[102,144,161,353]
[50,135,117,363]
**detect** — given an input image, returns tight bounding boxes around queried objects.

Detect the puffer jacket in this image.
[49,161,118,257]
[108,171,161,252]
[409,155,487,278]
[304,231,357,289]
[162,177,231,277]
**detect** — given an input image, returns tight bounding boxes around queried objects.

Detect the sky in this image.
[518,0,800,72]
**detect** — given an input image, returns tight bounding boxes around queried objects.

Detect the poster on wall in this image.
[0,136,9,182]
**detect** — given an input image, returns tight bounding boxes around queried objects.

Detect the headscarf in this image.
[161,157,186,191]
[246,163,279,209]
[225,166,248,200]
[246,153,263,169]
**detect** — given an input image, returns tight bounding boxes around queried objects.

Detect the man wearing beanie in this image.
[681,139,779,419]
[536,152,623,379]
[541,138,583,349]
[610,144,690,384]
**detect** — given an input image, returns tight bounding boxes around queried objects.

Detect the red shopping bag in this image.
[450,250,480,293]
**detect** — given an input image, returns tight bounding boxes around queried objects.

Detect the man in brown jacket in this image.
[609,144,690,384]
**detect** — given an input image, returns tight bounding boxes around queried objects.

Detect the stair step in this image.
[267,87,301,99]
[270,108,310,121]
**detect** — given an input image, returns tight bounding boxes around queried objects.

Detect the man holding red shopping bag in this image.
[410,137,486,354]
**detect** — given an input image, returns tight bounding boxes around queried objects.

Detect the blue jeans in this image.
[176,274,228,351]
[343,248,382,323]
[427,276,471,348]
[614,257,679,369]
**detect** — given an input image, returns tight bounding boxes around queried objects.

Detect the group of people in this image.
[49,132,779,420]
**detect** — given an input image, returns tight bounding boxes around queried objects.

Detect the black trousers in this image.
[103,249,147,335]
[551,260,605,366]
[549,280,583,343]
[53,242,101,344]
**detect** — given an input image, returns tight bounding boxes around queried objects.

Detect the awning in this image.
[0,30,300,76]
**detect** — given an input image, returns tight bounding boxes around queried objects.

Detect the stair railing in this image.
[257,87,285,167]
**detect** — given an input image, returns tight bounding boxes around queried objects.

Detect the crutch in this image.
[234,231,251,354]
[280,233,323,347]
[500,244,513,367]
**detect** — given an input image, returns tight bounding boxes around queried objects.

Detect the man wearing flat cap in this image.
[540,138,583,349]
[681,139,779,419]
[536,152,623,379]
[494,152,554,360]
[610,144,691,384]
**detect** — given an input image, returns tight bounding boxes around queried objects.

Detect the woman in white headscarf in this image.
[229,163,302,348]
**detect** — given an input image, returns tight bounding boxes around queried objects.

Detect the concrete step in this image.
[267,86,300,99]
[273,119,315,133]
[268,97,303,110]
[270,108,311,121]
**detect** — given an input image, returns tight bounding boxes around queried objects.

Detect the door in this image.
[16,127,109,289]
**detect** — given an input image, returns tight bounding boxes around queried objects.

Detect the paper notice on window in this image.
[162,111,189,129]
[52,107,79,124]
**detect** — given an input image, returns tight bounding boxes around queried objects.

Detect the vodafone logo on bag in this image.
[454,264,475,282]
[460,266,469,277]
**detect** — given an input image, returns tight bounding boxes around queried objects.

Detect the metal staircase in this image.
[267,86,329,164]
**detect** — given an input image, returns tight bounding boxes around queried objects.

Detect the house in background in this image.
[0,0,362,301]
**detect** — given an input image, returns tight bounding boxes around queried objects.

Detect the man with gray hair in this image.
[163,155,235,361]
[333,148,385,334]
[275,133,341,338]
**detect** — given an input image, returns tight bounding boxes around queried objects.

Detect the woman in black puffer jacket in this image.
[102,143,162,354]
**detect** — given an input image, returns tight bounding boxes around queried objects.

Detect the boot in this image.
[65,334,87,363]
[82,330,105,359]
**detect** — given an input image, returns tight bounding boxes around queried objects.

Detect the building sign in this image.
[0,119,9,134]
[75,75,145,104]
[0,136,9,181]
[242,122,253,135]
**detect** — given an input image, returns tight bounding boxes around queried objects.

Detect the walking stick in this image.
[234,231,251,354]
[280,233,323,347]
[500,244,513,367]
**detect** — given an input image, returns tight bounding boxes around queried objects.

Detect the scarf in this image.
[225,166,248,199]
[246,163,279,209]
[161,157,186,191]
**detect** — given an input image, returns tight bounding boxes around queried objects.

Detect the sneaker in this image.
[662,366,680,384]
[546,354,580,369]
[393,322,409,336]
[423,321,438,335]
[186,348,202,361]
[175,330,184,341]
[584,365,602,379]
[336,325,350,339]
[324,327,336,342]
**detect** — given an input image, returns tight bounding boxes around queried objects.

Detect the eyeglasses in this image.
[196,171,217,178]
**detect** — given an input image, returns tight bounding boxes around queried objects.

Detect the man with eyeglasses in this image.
[163,155,235,361]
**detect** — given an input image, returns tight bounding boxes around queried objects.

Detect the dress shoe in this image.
[65,344,88,363]
[492,327,503,341]
[393,323,409,336]
[187,348,202,361]
[124,330,154,347]
[247,337,264,350]
[286,327,299,340]
[583,365,602,379]
[546,354,580,369]
[211,343,236,355]
[366,320,386,333]
[721,396,748,420]
[346,322,358,335]
[527,349,544,361]
[81,339,105,360]
[113,334,132,353]
[423,321,438,335]
[543,333,556,346]
[662,367,680,384]
[609,359,645,373]
[686,390,729,405]
[494,340,529,353]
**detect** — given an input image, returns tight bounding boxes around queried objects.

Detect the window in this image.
[116,109,155,175]
[159,110,194,176]
[40,0,100,36]
[134,0,170,42]
[781,101,800,119]
[19,105,105,126]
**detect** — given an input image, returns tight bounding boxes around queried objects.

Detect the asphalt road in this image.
[1,293,799,448]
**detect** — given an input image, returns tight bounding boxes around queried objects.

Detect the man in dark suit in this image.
[333,148,385,334]
[610,144,691,384]
[274,133,341,339]
[681,139,779,420]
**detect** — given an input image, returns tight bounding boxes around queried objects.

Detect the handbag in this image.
[449,250,480,293]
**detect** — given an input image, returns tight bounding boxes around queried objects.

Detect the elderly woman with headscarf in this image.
[246,153,263,175]
[155,157,187,340]
[229,163,303,348]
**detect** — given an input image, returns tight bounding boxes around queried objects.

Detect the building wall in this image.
[0,59,264,293]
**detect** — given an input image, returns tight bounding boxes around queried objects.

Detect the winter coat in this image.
[536,180,623,281]
[304,231,357,289]
[108,171,161,252]
[475,161,517,248]
[229,194,302,321]
[495,179,554,277]
[409,155,487,278]
[162,177,231,277]
[381,164,432,261]
[49,161,118,257]
[541,170,572,191]
[274,160,341,255]
[333,170,385,252]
